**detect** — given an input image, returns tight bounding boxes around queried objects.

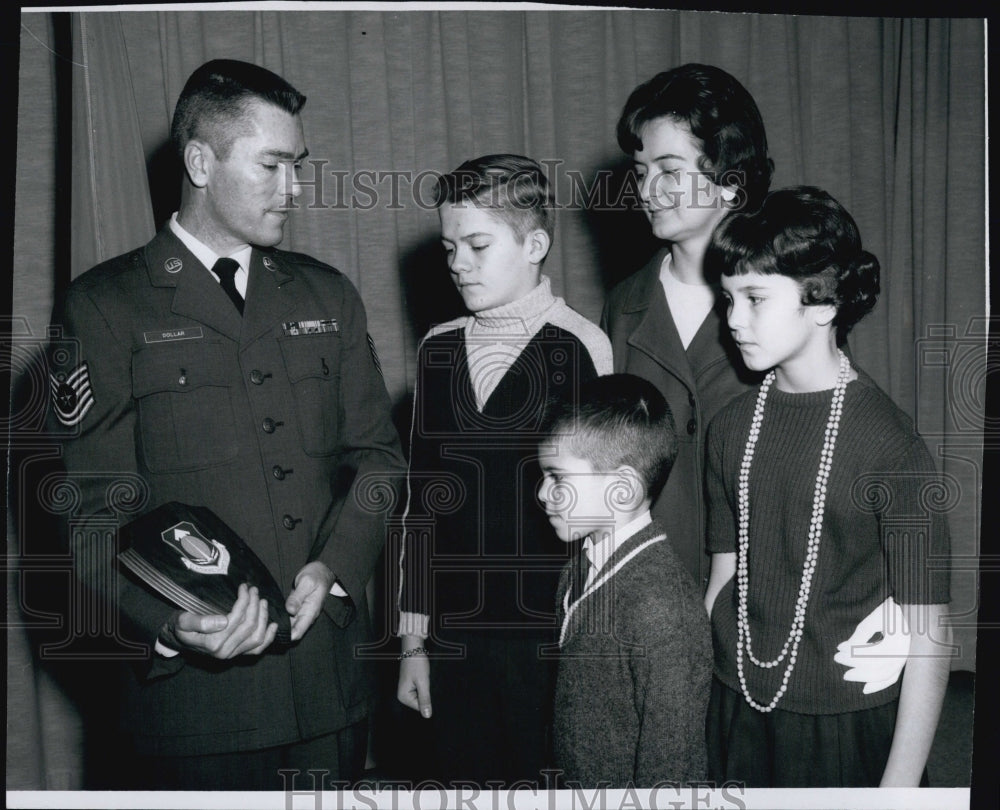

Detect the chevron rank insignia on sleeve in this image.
[49,362,94,427]
[367,333,383,377]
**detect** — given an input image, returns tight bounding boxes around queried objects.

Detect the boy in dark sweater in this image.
[538,374,712,788]
[396,155,613,786]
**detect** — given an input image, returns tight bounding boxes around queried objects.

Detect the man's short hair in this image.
[171,59,306,159]
[434,154,554,243]
[543,374,678,502]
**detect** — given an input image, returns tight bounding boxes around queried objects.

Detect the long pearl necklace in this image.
[735,350,850,712]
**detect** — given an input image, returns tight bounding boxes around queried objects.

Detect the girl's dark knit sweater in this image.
[706,369,951,715]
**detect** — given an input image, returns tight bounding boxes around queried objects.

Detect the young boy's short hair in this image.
[545,374,678,502]
[616,63,773,212]
[435,153,555,242]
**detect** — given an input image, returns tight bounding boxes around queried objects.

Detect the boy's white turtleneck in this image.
[464,276,558,410]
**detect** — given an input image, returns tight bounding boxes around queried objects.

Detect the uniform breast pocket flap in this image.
[131,341,239,472]
[277,332,342,457]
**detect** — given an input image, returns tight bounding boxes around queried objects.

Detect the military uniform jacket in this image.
[601,249,761,590]
[47,227,406,756]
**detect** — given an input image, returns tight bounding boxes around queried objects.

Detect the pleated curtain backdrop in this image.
[10,8,986,790]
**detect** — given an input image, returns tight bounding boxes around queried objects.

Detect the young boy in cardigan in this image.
[538,373,712,788]
[396,155,613,786]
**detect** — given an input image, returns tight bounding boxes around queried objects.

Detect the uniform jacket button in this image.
[250,369,265,385]
[687,418,697,435]
[282,514,300,530]
[272,465,287,480]
[262,418,276,434]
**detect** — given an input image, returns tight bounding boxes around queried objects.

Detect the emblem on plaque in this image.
[161,521,231,575]
[117,502,292,642]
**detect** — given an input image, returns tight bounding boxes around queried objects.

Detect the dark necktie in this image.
[213,257,244,315]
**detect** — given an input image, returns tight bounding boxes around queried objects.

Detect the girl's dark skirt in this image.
[706,677,920,788]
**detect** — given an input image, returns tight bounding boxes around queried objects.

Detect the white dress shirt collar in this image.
[583,510,653,583]
[169,213,252,296]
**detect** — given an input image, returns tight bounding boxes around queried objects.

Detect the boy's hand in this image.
[397,638,432,718]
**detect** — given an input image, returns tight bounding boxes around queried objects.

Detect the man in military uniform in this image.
[46,59,405,789]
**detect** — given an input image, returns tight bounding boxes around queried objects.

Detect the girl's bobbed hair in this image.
[705,186,880,339]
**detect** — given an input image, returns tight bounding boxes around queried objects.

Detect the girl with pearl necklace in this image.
[701,187,953,788]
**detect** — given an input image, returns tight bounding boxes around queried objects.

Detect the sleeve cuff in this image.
[154,638,180,658]
[397,611,430,639]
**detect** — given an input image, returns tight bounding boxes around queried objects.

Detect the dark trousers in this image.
[132,720,369,791]
[429,632,554,788]
[706,678,919,788]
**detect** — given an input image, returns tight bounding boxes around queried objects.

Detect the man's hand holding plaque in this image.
[117,502,294,652]
[159,584,279,659]
[285,560,336,642]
